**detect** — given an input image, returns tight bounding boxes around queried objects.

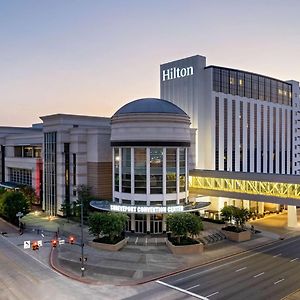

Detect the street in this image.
[154,236,300,300]
[0,219,143,300]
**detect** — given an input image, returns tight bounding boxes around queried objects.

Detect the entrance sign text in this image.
[110,204,183,214]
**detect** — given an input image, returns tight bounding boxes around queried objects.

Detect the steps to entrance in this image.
[196,230,227,245]
[127,235,167,246]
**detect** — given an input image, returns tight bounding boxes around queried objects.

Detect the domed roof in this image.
[113,98,188,117]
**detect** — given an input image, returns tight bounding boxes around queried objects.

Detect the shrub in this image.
[88,212,128,243]
[167,213,203,244]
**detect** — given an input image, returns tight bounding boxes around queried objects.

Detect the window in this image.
[134,148,146,194]
[150,148,163,194]
[114,149,119,191]
[166,148,177,193]
[179,148,186,192]
[9,168,32,186]
[122,148,131,193]
[215,97,219,170]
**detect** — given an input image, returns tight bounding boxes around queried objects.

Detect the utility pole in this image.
[80,198,85,277]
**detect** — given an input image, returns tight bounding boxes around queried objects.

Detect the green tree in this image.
[19,185,38,208]
[167,213,203,244]
[76,185,92,217]
[0,191,29,223]
[88,212,128,242]
[221,205,235,224]
[232,207,250,229]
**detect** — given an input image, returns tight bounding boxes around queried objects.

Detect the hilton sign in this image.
[162,66,194,81]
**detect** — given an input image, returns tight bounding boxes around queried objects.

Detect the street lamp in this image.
[80,198,85,277]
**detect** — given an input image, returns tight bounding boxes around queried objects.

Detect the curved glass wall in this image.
[113,147,188,196]
[150,148,163,194]
[122,148,131,193]
[114,148,120,191]
[134,148,146,194]
[166,148,177,193]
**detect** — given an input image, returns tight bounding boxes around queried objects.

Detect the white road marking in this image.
[235,267,247,272]
[290,258,299,262]
[274,278,285,285]
[170,238,300,283]
[206,291,219,298]
[135,237,138,245]
[145,237,148,246]
[253,272,264,278]
[156,280,209,300]
[273,253,282,258]
[186,284,200,290]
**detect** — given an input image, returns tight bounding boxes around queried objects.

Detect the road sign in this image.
[37,240,43,247]
[16,212,23,218]
[24,241,30,249]
[59,239,65,245]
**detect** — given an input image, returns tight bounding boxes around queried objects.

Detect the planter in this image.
[166,239,203,255]
[222,229,251,242]
[88,237,128,251]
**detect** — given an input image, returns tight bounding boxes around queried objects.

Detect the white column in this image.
[282,109,286,174]
[250,102,255,172]
[162,215,167,232]
[112,148,115,201]
[288,205,298,227]
[243,101,247,172]
[257,104,261,172]
[235,101,240,171]
[119,147,122,203]
[275,108,280,173]
[219,97,224,170]
[263,105,268,173]
[227,99,232,170]
[243,200,250,210]
[258,202,264,214]
[176,148,180,205]
[287,109,291,174]
[269,106,274,173]
[146,214,151,234]
[146,148,150,206]
[131,214,135,232]
[163,147,166,206]
[131,148,134,204]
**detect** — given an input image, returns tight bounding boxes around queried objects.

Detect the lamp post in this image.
[80,198,85,277]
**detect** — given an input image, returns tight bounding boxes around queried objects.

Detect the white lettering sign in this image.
[110,204,183,214]
[162,66,194,81]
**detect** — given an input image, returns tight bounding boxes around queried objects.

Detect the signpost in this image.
[37,240,43,247]
[59,239,65,245]
[24,241,30,249]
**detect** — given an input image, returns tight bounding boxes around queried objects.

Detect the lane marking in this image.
[290,258,299,262]
[206,291,219,298]
[253,272,264,278]
[156,280,209,300]
[235,267,247,272]
[187,284,200,290]
[168,237,300,283]
[273,253,282,258]
[274,278,285,285]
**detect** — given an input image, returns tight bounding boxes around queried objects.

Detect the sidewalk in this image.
[20,212,290,286]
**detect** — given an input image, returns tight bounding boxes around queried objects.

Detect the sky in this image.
[1,0,300,126]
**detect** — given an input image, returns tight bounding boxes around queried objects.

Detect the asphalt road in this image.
[0,219,145,300]
[154,237,300,300]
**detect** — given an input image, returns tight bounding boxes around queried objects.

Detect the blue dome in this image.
[113,98,188,117]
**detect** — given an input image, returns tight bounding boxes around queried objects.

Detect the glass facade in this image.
[212,67,292,105]
[150,148,163,194]
[114,147,188,196]
[44,132,57,216]
[122,148,131,193]
[134,148,146,194]
[14,145,42,158]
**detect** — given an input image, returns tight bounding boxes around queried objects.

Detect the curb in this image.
[49,237,282,286]
[0,217,19,231]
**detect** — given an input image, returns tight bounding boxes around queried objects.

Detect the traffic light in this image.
[32,241,39,251]
[51,239,58,248]
[69,236,75,244]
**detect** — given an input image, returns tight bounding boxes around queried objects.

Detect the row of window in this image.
[215,97,292,174]
[212,67,292,106]
[9,168,32,186]
[14,146,42,158]
[114,147,187,194]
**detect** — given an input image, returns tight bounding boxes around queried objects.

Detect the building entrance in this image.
[151,220,162,234]
[135,220,146,233]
